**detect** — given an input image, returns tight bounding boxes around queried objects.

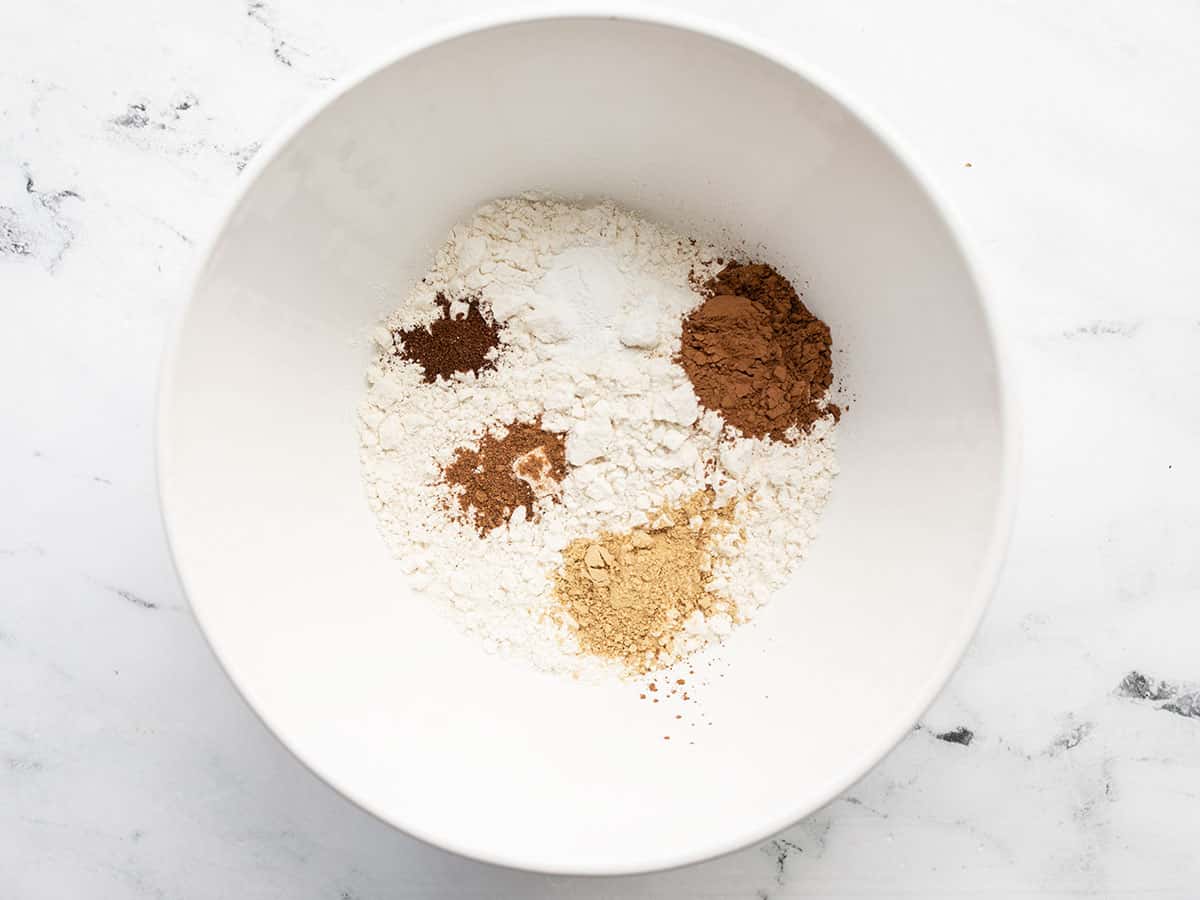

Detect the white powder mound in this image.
[359,195,838,676]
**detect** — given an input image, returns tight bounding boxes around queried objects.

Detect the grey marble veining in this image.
[2,0,1198,897]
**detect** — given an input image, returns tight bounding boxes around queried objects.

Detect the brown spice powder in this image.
[553,490,737,674]
[442,418,567,534]
[679,262,839,440]
[392,293,501,382]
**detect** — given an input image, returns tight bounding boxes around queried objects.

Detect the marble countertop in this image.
[3,0,1198,896]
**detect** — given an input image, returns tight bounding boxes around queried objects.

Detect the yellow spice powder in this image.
[553,489,738,673]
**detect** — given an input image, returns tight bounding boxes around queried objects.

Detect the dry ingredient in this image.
[359,195,841,677]
[442,418,567,534]
[554,491,737,673]
[680,262,839,440]
[391,293,501,382]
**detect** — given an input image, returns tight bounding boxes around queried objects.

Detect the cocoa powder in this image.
[442,418,567,534]
[678,262,839,440]
[392,293,500,382]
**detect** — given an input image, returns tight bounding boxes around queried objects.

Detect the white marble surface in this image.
[3,0,1199,896]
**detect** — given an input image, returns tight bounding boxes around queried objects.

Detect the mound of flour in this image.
[359,195,838,675]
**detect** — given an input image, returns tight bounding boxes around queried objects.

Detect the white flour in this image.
[359,195,838,675]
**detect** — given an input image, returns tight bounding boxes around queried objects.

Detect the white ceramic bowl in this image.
[159,12,1017,875]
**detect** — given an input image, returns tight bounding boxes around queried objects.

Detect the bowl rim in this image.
[157,6,1021,877]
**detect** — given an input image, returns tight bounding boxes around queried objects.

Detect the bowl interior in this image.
[160,16,1010,874]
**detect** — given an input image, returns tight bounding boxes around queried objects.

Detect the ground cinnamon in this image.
[442,418,567,534]
[679,262,839,440]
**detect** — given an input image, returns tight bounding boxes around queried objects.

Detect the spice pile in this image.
[681,263,839,439]
[390,294,501,382]
[442,419,566,533]
[359,196,840,676]
[554,491,737,672]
